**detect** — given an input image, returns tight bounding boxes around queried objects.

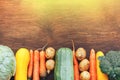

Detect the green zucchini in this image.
[54,48,74,80]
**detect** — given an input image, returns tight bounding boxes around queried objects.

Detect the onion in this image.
[79,59,89,71]
[80,71,90,80]
[45,47,55,59]
[46,59,55,74]
[76,48,86,61]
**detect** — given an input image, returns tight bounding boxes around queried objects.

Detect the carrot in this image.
[27,50,34,80]
[72,40,80,80]
[89,49,97,80]
[33,50,40,80]
[40,51,46,77]
[38,43,48,77]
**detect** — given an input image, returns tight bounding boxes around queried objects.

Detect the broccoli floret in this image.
[99,56,113,75]
[99,51,120,80]
[106,51,120,67]
[114,67,120,77]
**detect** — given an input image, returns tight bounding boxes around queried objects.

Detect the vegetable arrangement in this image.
[14,44,56,80]
[1,44,120,80]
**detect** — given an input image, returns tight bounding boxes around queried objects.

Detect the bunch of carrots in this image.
[27,44,55,80]
[27,49,46,80]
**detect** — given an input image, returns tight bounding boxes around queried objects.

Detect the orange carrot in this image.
[27,50,34,80]
[37,43,48,77]
[89,49,97,80]
[72,40,80,80]
[39,50,47,77]
[33,50,40,80]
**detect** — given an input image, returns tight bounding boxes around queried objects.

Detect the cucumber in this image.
[54,48,74,80]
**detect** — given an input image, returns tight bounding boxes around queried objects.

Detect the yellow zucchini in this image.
[15,48,30,80]
[96,51,108,80]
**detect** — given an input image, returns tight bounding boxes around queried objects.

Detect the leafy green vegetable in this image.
[99,51,120,80]
[0,45,16,80]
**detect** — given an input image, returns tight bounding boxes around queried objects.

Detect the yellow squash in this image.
[96,51,108,80]
[15,48,30,80]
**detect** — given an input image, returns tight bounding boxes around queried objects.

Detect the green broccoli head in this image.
[99,51,120,80]
[99,56,113,75]
[105,51,120,67]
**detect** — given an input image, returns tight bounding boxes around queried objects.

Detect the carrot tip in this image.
[91,49,95,53]
[34,50,39,53]
[30,49,33,52]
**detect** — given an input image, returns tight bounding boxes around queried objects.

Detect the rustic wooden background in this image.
[0,0,120,79]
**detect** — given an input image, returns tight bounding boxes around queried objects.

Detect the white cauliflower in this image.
[0,45,16,80]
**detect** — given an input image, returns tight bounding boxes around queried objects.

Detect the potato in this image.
[80,71,90,80]
[45,47,55,59]
[79,59,89,71]
[46,59,55,74]
[76,48,86,61]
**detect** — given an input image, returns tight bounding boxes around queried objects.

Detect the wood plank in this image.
[0,0,120,53]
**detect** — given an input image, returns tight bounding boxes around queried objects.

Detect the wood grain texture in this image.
[0,0,120,52]
[0,0,120,79]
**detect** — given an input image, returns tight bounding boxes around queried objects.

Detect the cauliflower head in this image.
[0,45,16,80]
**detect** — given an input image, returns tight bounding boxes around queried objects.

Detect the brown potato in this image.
[76,48,86,61]
[79,59,89,71]
[45,47,55,59]
[80,71,90,80]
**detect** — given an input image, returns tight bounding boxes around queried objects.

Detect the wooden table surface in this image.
[0,0,120,80]
[0,0,120,51]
